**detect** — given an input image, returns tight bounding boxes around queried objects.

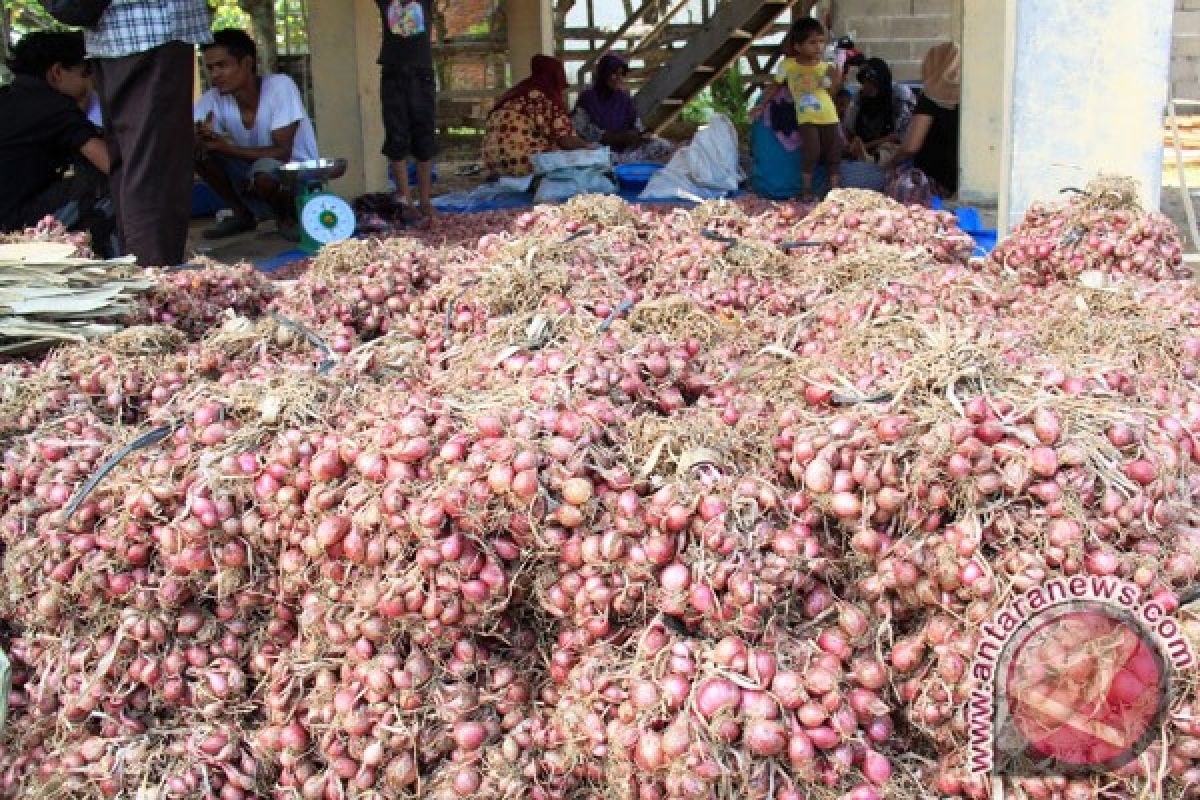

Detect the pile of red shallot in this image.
[0,214,93,258]
[987,174,1187,285]
[1,183,1199,800]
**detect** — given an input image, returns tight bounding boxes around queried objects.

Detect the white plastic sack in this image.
[531,146,616,203]
[640,113,743,201]
[530,147,612,174]
[687,114,741,192]
[534,169,617,203]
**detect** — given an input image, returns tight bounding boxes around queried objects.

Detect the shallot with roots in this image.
[0,184,1198,800]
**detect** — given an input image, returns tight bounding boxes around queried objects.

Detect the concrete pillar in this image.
[998,0,1174,231]
[309,0,389,199]
[506,0,555,84]
[957,0,1011,206]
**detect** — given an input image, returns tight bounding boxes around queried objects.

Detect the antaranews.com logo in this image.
[968,575,1195,777]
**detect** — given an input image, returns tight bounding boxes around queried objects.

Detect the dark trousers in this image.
[12,160,115,258]
[94,41,194,267]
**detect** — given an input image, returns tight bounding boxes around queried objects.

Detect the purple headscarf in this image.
[576,53,638,133]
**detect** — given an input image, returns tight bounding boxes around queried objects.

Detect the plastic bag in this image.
[531,148,617,203]
[529,148,612,174]
[750,116,803,199]
[640,113,744,201]
[687,114,742,192]
[534,168,616,203]
[886,164,935,207]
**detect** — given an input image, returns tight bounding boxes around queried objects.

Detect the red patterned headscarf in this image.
[492,54,568,115]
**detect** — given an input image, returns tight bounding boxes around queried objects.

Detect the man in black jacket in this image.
[0,32,114,254]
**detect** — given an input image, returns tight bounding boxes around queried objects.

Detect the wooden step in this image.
[635,0,797,132]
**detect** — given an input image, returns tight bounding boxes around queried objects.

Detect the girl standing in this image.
[756,17,842,201]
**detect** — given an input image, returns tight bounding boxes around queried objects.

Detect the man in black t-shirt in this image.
[0,32,114,254]
[376,0,437,225]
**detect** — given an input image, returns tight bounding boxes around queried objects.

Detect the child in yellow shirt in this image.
[755,18,843,201]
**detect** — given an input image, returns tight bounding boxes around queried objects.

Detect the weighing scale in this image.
[278,158,355,254]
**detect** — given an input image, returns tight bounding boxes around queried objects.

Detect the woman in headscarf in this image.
[482,54,592,177]
[843,57,915,163]
[885,42,960,204]
[572,53,673,164]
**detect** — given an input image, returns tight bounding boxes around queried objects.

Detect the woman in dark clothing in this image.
[572,53,673,164]
[886,42,960,203]
[844,58,915,163]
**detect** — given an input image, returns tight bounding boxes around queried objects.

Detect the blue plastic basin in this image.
[615,162,664,194]
[953,206,997,256]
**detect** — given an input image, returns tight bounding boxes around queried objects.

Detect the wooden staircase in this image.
[557,0,804,135]
[634,0,797,132]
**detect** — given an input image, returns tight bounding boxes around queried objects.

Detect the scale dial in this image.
[300,192,355,244]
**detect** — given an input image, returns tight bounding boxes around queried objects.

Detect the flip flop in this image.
[202,215,257,240]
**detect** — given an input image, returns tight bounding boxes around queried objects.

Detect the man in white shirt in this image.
[194,29,319,240]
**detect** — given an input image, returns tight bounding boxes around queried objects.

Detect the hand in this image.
[195,110,217,140]
[196,133,232,156]
[195,111,231,153]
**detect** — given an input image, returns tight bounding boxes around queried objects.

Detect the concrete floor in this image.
[186,217,300,266]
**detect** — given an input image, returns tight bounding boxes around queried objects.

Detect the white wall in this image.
[1000,0,1174,229]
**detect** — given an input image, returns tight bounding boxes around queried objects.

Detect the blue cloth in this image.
[750,117,798,199]
[432,188,534,213]
[951,205,997,257]
[192,181,226,217]
[430,182,746,214]
[750,117,806,199]
[255,248,308,273]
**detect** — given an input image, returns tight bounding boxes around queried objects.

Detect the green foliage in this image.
[711,62,749,131]
[209,0,251,30]
[208,0,307,55]
[679,60,751,138]
[680,90,715,127]
[6,1,62,44]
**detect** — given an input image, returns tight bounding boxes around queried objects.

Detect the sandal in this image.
[395,202,424,226]
[202,214,257,240]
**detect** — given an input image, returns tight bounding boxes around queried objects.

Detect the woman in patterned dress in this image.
[482,55,592,177]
